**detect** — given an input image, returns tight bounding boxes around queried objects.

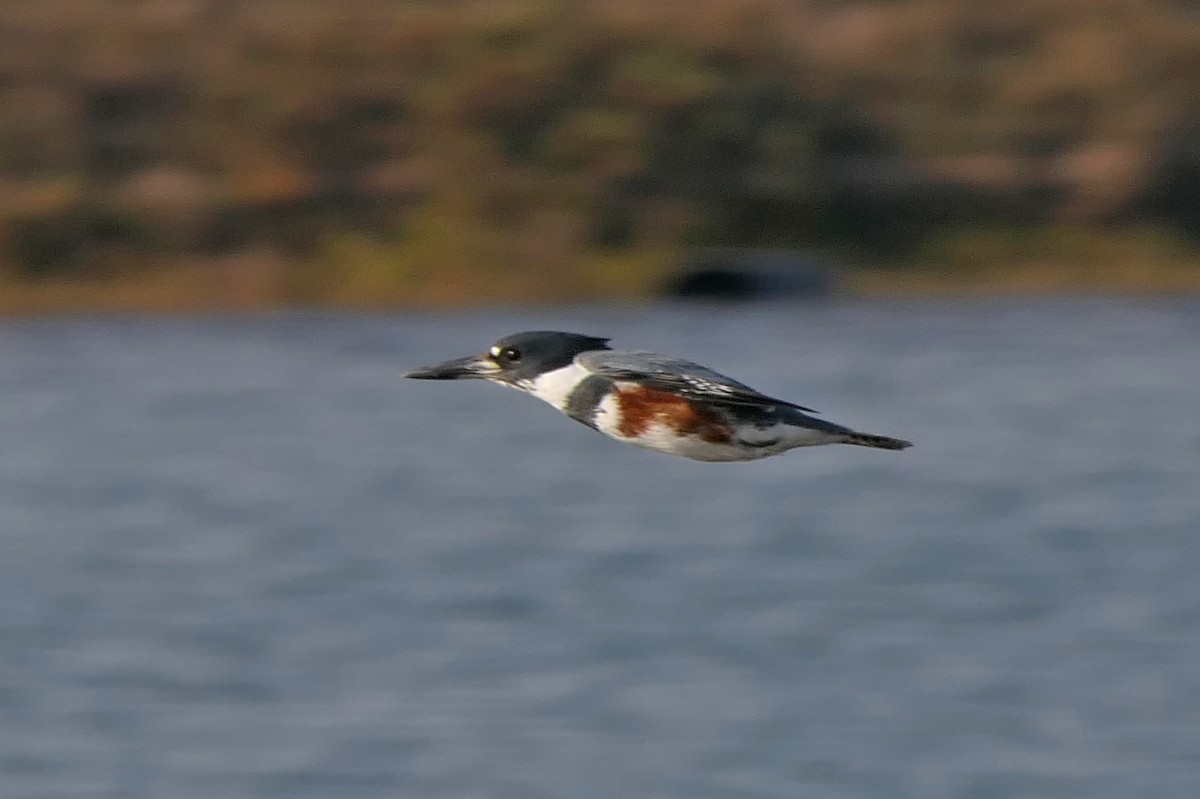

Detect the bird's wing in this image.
[577,350,816,413]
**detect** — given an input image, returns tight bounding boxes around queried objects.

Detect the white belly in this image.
[591,394,840,462]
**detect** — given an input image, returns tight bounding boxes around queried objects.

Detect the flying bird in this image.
[405,330,911,462]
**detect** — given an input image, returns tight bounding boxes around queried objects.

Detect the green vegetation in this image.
[1,0,1199,311]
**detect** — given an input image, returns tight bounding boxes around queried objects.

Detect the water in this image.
[1,299,1198,798]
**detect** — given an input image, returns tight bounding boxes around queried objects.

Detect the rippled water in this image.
[2,299,1199,798]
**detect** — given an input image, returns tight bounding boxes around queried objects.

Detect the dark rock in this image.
[659,249,836,300]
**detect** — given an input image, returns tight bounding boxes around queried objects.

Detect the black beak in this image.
[404,354,498,380]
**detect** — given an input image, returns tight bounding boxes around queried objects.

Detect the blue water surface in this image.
[1,298,1199,798]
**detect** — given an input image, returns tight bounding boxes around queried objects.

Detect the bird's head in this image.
[404,330,611,387]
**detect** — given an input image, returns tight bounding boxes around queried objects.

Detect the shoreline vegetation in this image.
[1,227,1198,316]
[1,0,1199,313]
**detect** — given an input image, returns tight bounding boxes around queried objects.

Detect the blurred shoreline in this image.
[2,1,1199,313]
[1,252,1198,316]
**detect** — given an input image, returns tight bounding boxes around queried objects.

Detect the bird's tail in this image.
[840,431,912,450]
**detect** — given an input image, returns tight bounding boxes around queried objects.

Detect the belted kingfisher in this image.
[405,330,912,462]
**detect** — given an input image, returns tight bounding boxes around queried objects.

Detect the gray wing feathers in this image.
[576,350,816,413]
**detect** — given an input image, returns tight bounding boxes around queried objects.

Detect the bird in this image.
[405,330,911,462]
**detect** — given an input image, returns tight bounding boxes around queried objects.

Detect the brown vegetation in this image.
[0,0,1199,311]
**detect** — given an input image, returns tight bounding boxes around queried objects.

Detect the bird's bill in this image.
[404,354,498,380]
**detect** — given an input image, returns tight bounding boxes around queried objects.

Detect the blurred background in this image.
[2,2,1200,798]
[0,0,1199,310]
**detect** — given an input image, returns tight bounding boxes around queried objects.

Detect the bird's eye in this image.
[490,345,521,363]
